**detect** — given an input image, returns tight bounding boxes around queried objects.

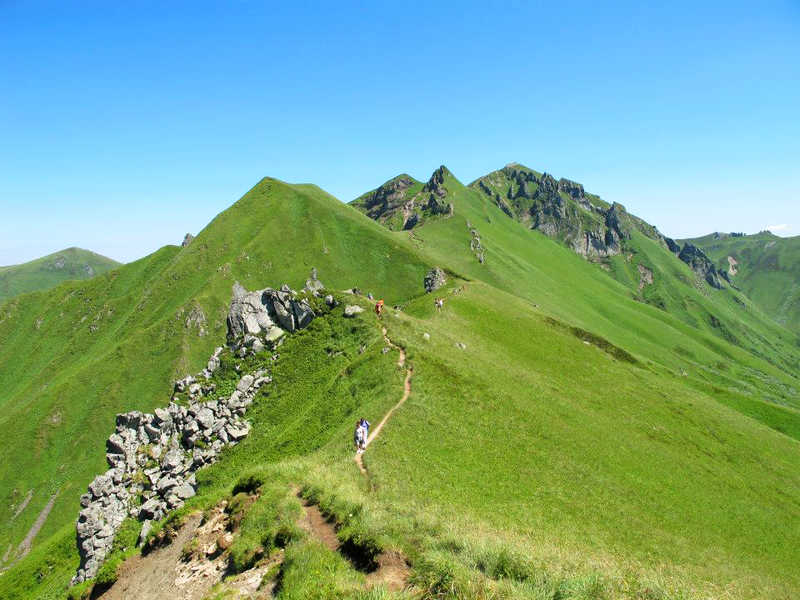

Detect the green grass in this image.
[2,170,800,599]
[686,231,800,333]
[0,247,119,303]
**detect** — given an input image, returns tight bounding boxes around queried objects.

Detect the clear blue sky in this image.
[1,1,799,264]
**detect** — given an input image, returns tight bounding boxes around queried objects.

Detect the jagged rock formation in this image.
[226,281,315,355]
[472,164,649,258]
[71,282,314,584]
[424,267,447,293]
[351,166,454,230]
[677,243,725,289]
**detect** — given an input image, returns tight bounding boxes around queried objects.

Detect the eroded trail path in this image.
[355,326,412,476]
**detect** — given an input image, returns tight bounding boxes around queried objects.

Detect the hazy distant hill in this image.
[0,247,119,303]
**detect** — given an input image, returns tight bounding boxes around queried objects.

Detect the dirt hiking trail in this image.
[296,490,409,592]
[355,326,412,475]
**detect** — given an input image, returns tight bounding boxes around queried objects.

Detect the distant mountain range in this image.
[0,247,119,303]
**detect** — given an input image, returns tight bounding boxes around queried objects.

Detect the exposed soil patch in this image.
[727,255,738,276]
[296,490,409,592]
[99,513,208,600]
[366,551,411,592]
[297,496,339,552]
[100,496,276,600]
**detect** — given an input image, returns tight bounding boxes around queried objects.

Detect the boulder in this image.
[236,375,254,393]
[344,305,364,317]
[195,408,215,430]
[304,267,325,295]
[174,482,196,500]
[424,267,446,293]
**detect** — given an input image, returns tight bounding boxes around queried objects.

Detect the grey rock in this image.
[236,375,254,393]
[138,520,152,546]
[291,299,315,329]
[175,482,196,500]
[106,433,125,455]
[344,305,364,317]
[304,267,325,295]
[324,294,336,307]
[195,408,215,430]
[424,267,447,293]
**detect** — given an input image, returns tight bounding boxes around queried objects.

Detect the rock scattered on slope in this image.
[344,305,364,317]
[72,281,314,585]
[424,267,447,293]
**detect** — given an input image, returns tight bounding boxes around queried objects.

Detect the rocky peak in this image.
[423,165,452,198]
[557,178,585,200]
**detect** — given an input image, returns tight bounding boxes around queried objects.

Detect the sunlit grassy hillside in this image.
[2,172,800,599]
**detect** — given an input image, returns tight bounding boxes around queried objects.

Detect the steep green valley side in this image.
[687,231,800,333]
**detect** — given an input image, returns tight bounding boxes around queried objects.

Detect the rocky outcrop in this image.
[352,175,416,222]
[72,282,314,585]
[472,165,676,260]
[351,167,454,231]
[226,282,315,353]
[637,264,654,291]
[424,267,447,293]
[678,243,724,289]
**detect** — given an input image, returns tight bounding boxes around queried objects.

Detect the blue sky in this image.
[1,0,799,264]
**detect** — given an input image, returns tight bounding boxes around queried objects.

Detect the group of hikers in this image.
[354,417,371,453]
[373,297,444,319]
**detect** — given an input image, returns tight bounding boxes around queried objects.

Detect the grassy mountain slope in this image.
[2,171,800,599]
[0,177,431,572]
[0,247,119,303]
[357,167,800,410]
[686,231,800,333]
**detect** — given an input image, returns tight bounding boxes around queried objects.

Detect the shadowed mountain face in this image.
[0,248,119,303]
[686,231,800,332]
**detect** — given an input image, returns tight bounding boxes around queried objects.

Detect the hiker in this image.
[375,299,384,319]
[354,420,366,454]
[435,297,444,312]
[359,417,370,441]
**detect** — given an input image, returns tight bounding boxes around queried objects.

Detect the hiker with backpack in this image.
[354,420,366,454]
[375,299,384,319]
[435,297,444,312]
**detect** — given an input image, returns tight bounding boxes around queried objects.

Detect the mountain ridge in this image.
[1,171,799,599]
